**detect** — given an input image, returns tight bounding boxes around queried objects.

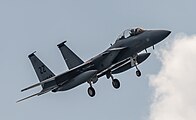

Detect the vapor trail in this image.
[149,34,196,120]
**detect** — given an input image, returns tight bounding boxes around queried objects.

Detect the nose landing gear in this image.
[136,69,141,77]
[133,57,142,77]
[135,64,141,77]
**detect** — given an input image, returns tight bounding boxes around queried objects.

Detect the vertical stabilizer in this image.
[28,52,56,89]
[57,41,84,69]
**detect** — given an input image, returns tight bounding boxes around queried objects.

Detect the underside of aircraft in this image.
[17,27,171,103]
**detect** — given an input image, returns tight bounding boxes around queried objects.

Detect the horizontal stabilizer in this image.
[21,77,55,92]
[16,92,39,103]
[17,86,57,103]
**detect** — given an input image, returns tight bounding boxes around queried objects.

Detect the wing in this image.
[90,47,128,66]
[97,57,130,78]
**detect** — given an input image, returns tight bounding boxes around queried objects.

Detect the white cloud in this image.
[149,34,196,120]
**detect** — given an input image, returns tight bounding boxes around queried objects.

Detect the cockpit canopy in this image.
[116,28,144,41]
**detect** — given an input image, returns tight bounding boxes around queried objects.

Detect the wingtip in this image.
[28,51,36,58]
[16,100,21,103]
[57,40,67,48]
[21,89,25,92]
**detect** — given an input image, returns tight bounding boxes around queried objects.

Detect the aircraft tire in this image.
[112,79,120,89]
[88,87,95,97]
[136,70,141,77]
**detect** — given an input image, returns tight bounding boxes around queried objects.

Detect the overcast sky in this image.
[0,0,195,120]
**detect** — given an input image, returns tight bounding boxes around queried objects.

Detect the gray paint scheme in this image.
[28,52,56,89]
[57,41,84,69]
[17,28,171,102]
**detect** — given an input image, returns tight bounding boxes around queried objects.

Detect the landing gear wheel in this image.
[87,87,95,97]
[136,70,141,77]
[112,79,120,89]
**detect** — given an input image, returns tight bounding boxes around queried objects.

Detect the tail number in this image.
[39,65,46,74]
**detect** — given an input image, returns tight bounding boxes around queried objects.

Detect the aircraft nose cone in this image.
[160,30,171,39]
[151,30,171,44]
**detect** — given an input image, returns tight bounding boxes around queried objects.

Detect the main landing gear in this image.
[87,82,95,97]
[108,73,120,89]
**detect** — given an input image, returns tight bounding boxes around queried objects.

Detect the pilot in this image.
[135,28,138,35]
[130,29,135,36]
[120,35,125,39]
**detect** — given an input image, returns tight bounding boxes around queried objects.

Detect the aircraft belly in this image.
[57,70,97,91]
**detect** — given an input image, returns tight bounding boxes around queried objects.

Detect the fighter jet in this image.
[17,28,171,102]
